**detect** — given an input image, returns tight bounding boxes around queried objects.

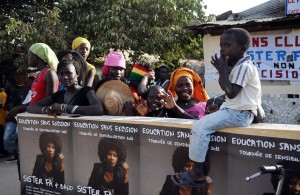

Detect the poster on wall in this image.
[18,115,300,195]
[247,34,300,81]
[286,0,300,15]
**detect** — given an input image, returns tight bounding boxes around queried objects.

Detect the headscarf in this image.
[71,37,91,51]
[102,51,126,77]
[168,67,209,102]
[29,43,58,72]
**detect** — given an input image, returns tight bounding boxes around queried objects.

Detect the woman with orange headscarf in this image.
[160,67,209,119]
[72,37,96,87]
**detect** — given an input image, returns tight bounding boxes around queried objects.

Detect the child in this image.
[172,28,261,187]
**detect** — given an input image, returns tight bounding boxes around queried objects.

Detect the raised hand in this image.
[158,90,176,110]
[211,53,228,73]
[134,98,148,116]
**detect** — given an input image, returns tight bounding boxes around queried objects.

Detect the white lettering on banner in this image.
[38,128,61,133]
[18,119,39,125]
[246,34,300,80]
[232,137,276,149]
[74,122,99,129]
[211,135,227,143]
[114,125,138,133]
[98,133,126,140]
[148,138,166,144]
[177,131,190,138]
[279,142,300,152]
[239,150,263,157]
[52,121,70,127]
[77,185,101,194]
[40,120,51,125]
[142,127,175,137]
[275,154,300,162]
[174,141,189,147]
[23,127,34,131]
[23,175,43,184]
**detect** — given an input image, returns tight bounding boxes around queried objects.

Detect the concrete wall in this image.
[202,29,300,124]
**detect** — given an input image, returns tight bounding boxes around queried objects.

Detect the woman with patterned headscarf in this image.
[159,67,209,119]
[72,37,96,87]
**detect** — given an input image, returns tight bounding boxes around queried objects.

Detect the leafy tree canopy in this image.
[0,0,213,71]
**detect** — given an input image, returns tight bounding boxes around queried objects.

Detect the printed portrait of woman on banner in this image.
[32,132,64,192]
[87,137,129,195]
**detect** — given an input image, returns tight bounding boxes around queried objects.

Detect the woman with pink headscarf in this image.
[95,51,126,91]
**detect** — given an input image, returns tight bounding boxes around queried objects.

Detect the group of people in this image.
[0,27,271,194]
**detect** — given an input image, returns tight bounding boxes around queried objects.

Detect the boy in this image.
[172,28,261,187]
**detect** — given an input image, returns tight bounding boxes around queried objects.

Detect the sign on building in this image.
[286,0,300,15]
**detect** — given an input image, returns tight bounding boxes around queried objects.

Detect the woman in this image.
[95,51,126,91]
[32,132,64,191]
[4,43,59,164]
[162,67,209,119]
[134,86,197,119]
[27,59,104,116]
[160,147,212,195]
[88,138,129,195]
[72,37,96,87]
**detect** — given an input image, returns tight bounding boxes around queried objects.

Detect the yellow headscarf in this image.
[29,43,58,72]
[71,37,91,51]
[168,67,209,102]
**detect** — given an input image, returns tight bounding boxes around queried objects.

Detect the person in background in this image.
[160,146,212,195]
[156,64,170,91]
[154,67,160,83]
[160,67,209,120]
[27,59,104,116]
[22,76,35,105]
[171,28,260,188]
[95,51,126,91]
[127,62,154,99]
[72,37,96,87]
[88,137,129,195]
[134,63,155,99]
[0,82,8,157]
[3,78,22,162]
[5,43,59,167]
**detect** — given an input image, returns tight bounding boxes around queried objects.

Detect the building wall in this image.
[203,29,300,124]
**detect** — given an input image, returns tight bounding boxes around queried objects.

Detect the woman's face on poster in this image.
[182,161,194,172]
[106,150,118,167]
[45,142,55,158]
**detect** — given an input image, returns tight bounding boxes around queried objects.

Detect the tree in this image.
[0,0,212,71]
[0,1,67,71]
[61,0,210,66]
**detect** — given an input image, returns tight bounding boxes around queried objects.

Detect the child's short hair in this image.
[223,28,251,48]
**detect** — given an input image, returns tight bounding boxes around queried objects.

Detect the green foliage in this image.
[1,0,211,71]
